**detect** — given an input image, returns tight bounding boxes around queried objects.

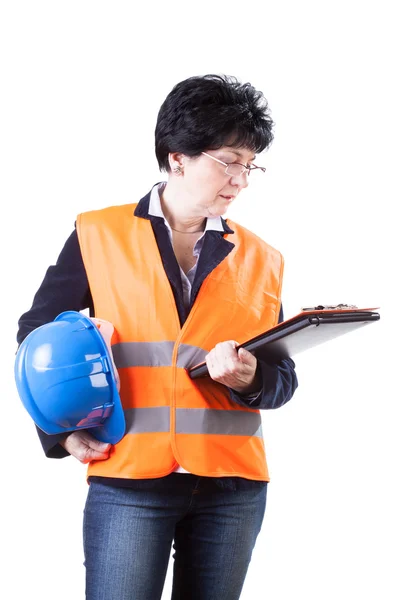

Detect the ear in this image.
[168,152,185,172]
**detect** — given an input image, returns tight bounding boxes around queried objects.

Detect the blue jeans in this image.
[83,474,267,599]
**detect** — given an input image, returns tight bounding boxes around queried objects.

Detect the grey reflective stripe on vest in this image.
[124,407,170,433]
[124,407,262,438]
[112,341,207,369]
[176,408,262,437]
[112,341,175,368]
[176,344,207,369]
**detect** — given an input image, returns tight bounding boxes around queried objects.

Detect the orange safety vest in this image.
[76,203,283,481]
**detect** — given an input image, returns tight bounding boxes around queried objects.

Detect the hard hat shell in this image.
[14,311,126,444]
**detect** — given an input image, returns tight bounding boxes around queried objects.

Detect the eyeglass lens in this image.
[226,164,247,176]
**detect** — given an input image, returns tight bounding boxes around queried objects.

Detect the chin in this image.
[208,206,228,218]
[218,202,231,215]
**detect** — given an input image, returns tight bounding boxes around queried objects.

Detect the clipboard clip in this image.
[309,316,321,326]
[301,303,358,311]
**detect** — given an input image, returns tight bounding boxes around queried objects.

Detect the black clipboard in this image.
[188,308,380,379]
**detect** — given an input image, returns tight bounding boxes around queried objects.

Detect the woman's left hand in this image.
[205,341,261,394]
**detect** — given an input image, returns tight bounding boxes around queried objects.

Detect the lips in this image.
[220,195,235,201]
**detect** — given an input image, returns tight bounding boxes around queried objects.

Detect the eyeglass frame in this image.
[201,152,266,176]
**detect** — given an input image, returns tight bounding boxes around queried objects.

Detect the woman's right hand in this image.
[60,431,112,464]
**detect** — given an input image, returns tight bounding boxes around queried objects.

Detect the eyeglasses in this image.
[201,152,266,176]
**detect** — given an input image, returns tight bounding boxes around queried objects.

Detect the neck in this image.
[161,180,206,233]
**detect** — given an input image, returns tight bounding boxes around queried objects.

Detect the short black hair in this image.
[155,74,274,173]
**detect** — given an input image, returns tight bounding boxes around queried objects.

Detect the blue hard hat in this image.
[14,311,126,444]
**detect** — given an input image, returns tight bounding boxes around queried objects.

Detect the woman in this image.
[17,74,298,600]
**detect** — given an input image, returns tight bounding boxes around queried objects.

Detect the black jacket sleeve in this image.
[17,229,92,458]
[17,230,93,344]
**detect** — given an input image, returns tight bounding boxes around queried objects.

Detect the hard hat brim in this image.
[90,377,126,445]
[54,311,126,445]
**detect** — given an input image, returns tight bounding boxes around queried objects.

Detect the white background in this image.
[1,1,398,598]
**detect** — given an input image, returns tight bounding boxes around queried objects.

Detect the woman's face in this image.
[178,146,257,218]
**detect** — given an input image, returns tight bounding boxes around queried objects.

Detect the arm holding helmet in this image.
[17,229,111,462]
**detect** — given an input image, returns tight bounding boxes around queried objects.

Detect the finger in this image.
[82,447,111,464]
[226,340,239,353]
[76,430,112,451]
[206,351,229,380]
[214,341,239,366]
[237,347,256,365]
[87,439,112,452]
[205,352,217,376]
[63,432,112,463]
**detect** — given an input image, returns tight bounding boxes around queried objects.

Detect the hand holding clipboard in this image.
[188,307,380,379]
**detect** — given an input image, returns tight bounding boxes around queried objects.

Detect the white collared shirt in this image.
[149,182,224,318]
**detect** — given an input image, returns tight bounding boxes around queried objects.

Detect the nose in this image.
[229,171,249,190]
